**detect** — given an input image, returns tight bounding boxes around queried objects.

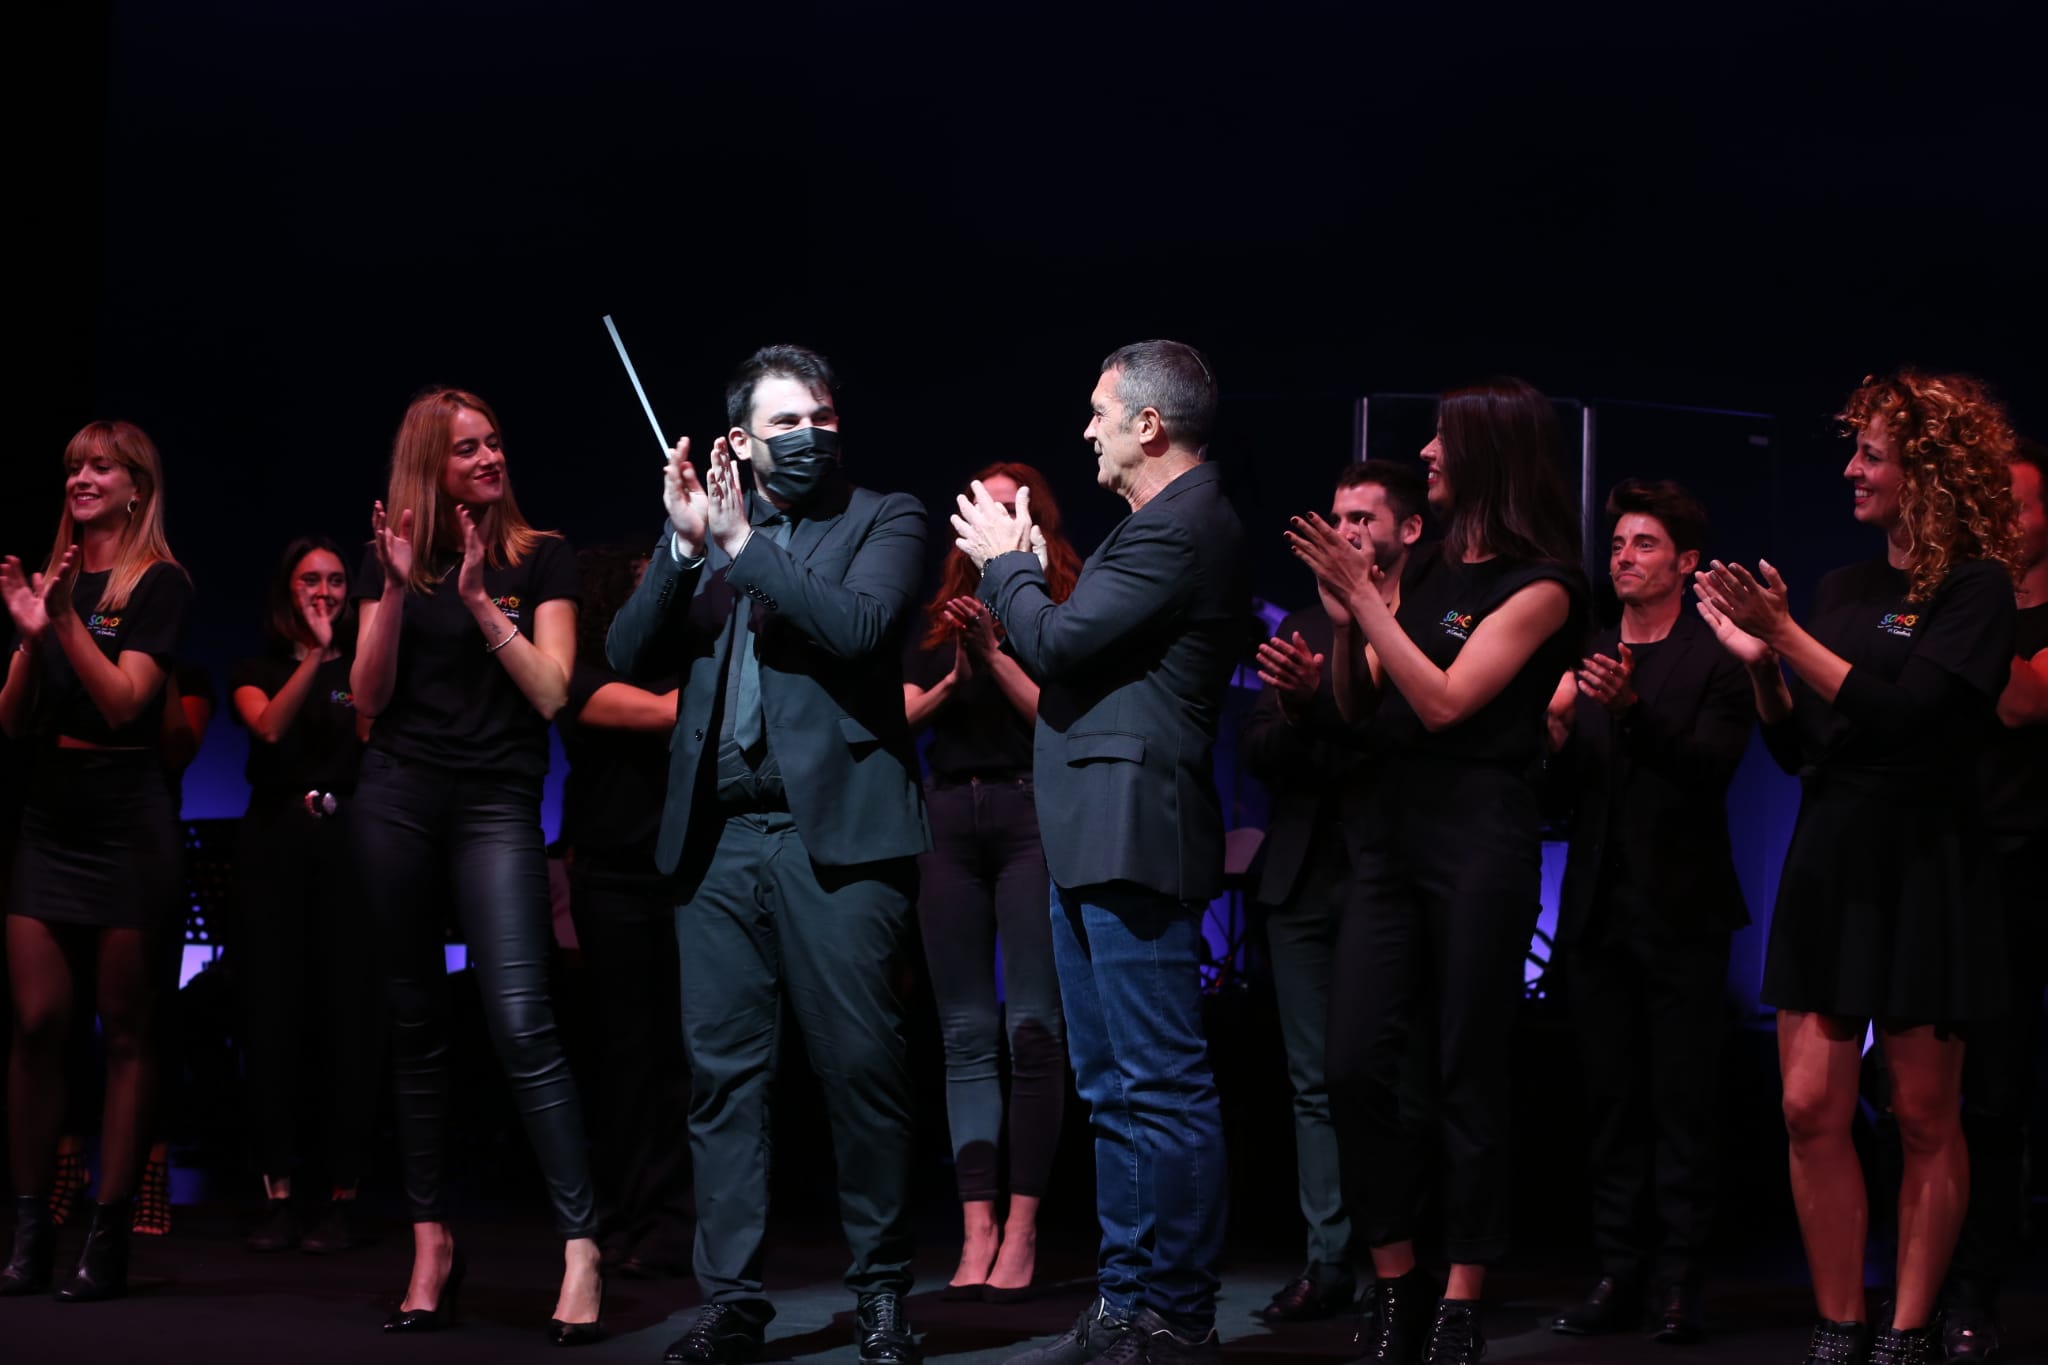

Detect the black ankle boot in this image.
[0,1195,56,1296]
[55,1199,133,1302]
[1800,1318,1870,1364]
[1867,1323,1937,1365]
[1351,1269,1432,1364]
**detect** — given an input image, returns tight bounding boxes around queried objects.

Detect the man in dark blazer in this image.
[1238,460,1424,1325]
[1545,479,1752,1346]
[953,340,1246,1365]
[606,345,929,1365]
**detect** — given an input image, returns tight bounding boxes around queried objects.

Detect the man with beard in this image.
[608,345,929,1365]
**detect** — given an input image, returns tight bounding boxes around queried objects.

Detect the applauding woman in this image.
[231,536,376,1255]
[1693,370,2019,1365]
[1,421,192,1301]
[1289,378,1585,1365]
[903,462,1078,1301]
[350,387,603,1344]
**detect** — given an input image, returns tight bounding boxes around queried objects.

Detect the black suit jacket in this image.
[980,462,1247,902]
[605,482,931,885]
[1555,606,1754,945]
[1236,606,1369,906]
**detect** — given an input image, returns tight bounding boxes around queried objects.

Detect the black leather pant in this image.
[352,749,597,1237]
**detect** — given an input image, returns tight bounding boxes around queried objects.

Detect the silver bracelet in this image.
[485,626,517,654]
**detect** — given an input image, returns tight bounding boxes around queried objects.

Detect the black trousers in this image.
[351,749,597,1238]
[676,810,917,1322]
[1562,923,1732,1286]
[236,795,381,1188]
[568,855,692,1263]
[916,777,1065,1202]
[1328,761,1539,1265]
[1950,832,2048,1302]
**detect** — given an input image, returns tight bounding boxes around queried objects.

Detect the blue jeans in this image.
[1052,881,1226,1330]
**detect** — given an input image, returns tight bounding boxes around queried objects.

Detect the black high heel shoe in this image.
[383,1246,466,1332]
[0,1195,56,1296]
[550,1275,607,1347]
[54,1199,134,1303]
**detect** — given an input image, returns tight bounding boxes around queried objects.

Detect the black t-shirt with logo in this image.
[351,534,579,778]
[28,562,192,748]
[1772,558,2013,788]
[1980,600,2048,837]
[1372,543,1586,768]
[229,652,364,797]
[555,661,674,865]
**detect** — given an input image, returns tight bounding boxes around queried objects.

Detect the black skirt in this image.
[1763,772,2007,1026]
[9,749,183,932]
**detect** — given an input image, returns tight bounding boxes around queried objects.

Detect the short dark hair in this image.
[1335,459,1428,525]
[1604,478,1710,557]
[1101,339,1217,452]
[726,344,839,433]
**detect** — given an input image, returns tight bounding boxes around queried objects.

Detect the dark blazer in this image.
[1237,606,1369,906]
[980,462,1247,902]
[1555,605,1754,945]
[605,482,931,883]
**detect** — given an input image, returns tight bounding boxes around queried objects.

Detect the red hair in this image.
[922,462,1080,648]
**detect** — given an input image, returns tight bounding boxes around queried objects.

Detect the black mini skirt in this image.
[9,749,183,932]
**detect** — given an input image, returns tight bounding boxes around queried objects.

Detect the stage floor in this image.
[5,1202,2043,1363]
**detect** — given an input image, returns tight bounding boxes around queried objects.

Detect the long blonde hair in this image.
[47,421,183,611]
[385,387,554,593]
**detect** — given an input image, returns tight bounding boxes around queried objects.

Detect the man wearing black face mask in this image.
[607,345,931,1365]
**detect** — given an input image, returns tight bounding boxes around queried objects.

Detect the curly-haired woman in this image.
[1694,370,2020,1365]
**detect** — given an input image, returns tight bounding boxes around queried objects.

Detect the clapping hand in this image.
[705,437,752,559]
[1255,631,1325,705]
[941,595,999,660]
[1693,559,1790,643]
[1284,512,1382,624]
[455,506,489,605]
[950,480,1036,572]
[0,546,79,642]
[663,437,711,556]
[301,584,338,650]
[1575,644,1637,714]
[372,501,415,590]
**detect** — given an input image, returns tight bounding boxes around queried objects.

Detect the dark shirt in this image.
[26,561,191,748]
[1762,558,2014,795]
[1594,636,1666,917]
[1981,600,2048,838]
[228,652,363,797]
[906,635,1036,781]
[351,534,579,777]
[557,661,674,867]
[1372,543,1586,768]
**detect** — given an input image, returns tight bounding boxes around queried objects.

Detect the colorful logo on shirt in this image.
[1440,610,1475,640]
[87,612,121,638]
[330,689,356,710]
[1879,611,1919,638]
[492,594,522,620]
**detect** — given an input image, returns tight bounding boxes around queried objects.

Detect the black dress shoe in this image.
[300,1199,357,1255]
[1005,1298,1131,1365]
[54,1199,133,1303]
[382,1247,466,1331]
[1941,1299,2001,1362]
[1653,1281,1705,1345]
[664,1302,767,1364]
[1551,1275,1641,1335]
[1799,1317,1870,1364]
[857,1291,919,1365]
[246,1197,300,1253]
[550,1275,606,1347]
[1255,1272,1355,1323]
[0,1195,55,1296]
[1096,1307,1219,1364]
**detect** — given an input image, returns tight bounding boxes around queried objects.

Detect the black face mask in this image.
[753,426,842,506]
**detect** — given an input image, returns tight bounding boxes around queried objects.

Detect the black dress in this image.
[1760,557,2016,1025]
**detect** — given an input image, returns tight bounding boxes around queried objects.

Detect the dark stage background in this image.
[8,7,2043,1034]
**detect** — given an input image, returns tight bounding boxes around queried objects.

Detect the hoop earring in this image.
[126,498,139,516]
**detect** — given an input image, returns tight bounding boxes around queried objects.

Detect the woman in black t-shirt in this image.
[1694,370,2021,1364]
[904,462,1080,1301]
[349,387,602,1342]
[0,421,192,1301]
[1289,378,1585,1363]
[230,535,376,1256]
